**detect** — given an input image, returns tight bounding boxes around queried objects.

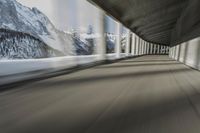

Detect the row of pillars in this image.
[96,11,169,60]
[130,34,169,56]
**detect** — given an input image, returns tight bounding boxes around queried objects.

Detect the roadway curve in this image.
[1,55,200,133]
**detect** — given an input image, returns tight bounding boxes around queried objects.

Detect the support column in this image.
[161,45,164,54]
[150,43,153,54]
[136,36,139,55]
[131,33,136,55]
[125,29,130,56]
[171,47,174,58]
[174,46,178,59]
[169,47,172,58]
[166,46,169,54]
[153,44,157,54]
[137,38,140,55]
[141,39,144,55]
[140,40,143,55]
[175,45,180,60]
[146,42,149,54]
[141,40,144,55]
[164,46,167,54]
[95,10,106,60]
[116,22,121,59]
[164,46,166,54]
[144,41,147,54]
[157,45,160,54]
[172,47,176,58]
[139,38,142,55]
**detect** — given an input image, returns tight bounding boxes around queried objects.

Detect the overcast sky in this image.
[16,0,118,33]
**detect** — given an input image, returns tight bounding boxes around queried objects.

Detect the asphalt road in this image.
[1,55,200,133]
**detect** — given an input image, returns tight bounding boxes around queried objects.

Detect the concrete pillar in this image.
[146,42,148,54]
[140,39,143,55]
[153,44,157,54]
[145,42,147,54]
[174,46,176,59]
[157,45,160,54]
[152,44,154,54]
[146,42,149,54]
[150,43,153,54]
[137,36,140,55]
[148,43,150,54]
[169,47,172,58]
[95,10,106,60]
[135,36,138,55]
[131,33,136,55]
[116,22,121,59]
[143,41,145,55]
[172,47,175,58]
[149,43,151,54]
[142,40,145,55]
[175,45,180,60]
[164,46,166,54]
[171,47,174,58]
[144,41,146,55]
[164,46,167,54]
[155,45,157,54]
[144,42,147,54]
[166,46,169,54]
[141,39,144,55]
[161,45,164,54]
[135,36,139,55]
[125,29,131,56]
[174,46,177,59]
[139,38,142,55]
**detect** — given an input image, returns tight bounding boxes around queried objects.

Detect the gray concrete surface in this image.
[170,38,200,71]
[1,55,200,133]
[89,0,200,46]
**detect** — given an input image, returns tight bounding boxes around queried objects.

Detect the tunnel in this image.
[1,0,200,133]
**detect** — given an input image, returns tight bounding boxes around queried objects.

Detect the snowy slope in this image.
[0,0,74,55]
[0,29,64,59]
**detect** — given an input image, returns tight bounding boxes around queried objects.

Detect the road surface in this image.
[1,55,200,133]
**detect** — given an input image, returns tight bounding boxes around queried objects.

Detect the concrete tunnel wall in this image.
[170,0,200,45]
[169,37,200,70]
[168,0,200,70]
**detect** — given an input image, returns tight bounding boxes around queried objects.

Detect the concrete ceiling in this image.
[88,0,200,46]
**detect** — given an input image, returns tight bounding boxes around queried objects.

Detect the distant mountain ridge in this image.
[0,0,74,56]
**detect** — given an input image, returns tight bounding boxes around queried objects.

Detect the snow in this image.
[0,55,94,76]
[2,23,16,29]
[0,53,129,76]
[0,0,74,54]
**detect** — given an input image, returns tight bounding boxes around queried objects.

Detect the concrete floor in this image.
[1,55,200,133]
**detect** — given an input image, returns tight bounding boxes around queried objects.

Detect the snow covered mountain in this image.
[0,0,74,58]
[106,33,116,53]
[0,29,63,59]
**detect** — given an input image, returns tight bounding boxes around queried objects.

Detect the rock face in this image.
[72,31,95,55]
[0,0,74,59]
[0,29,63,59]
[106,34,116,53]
